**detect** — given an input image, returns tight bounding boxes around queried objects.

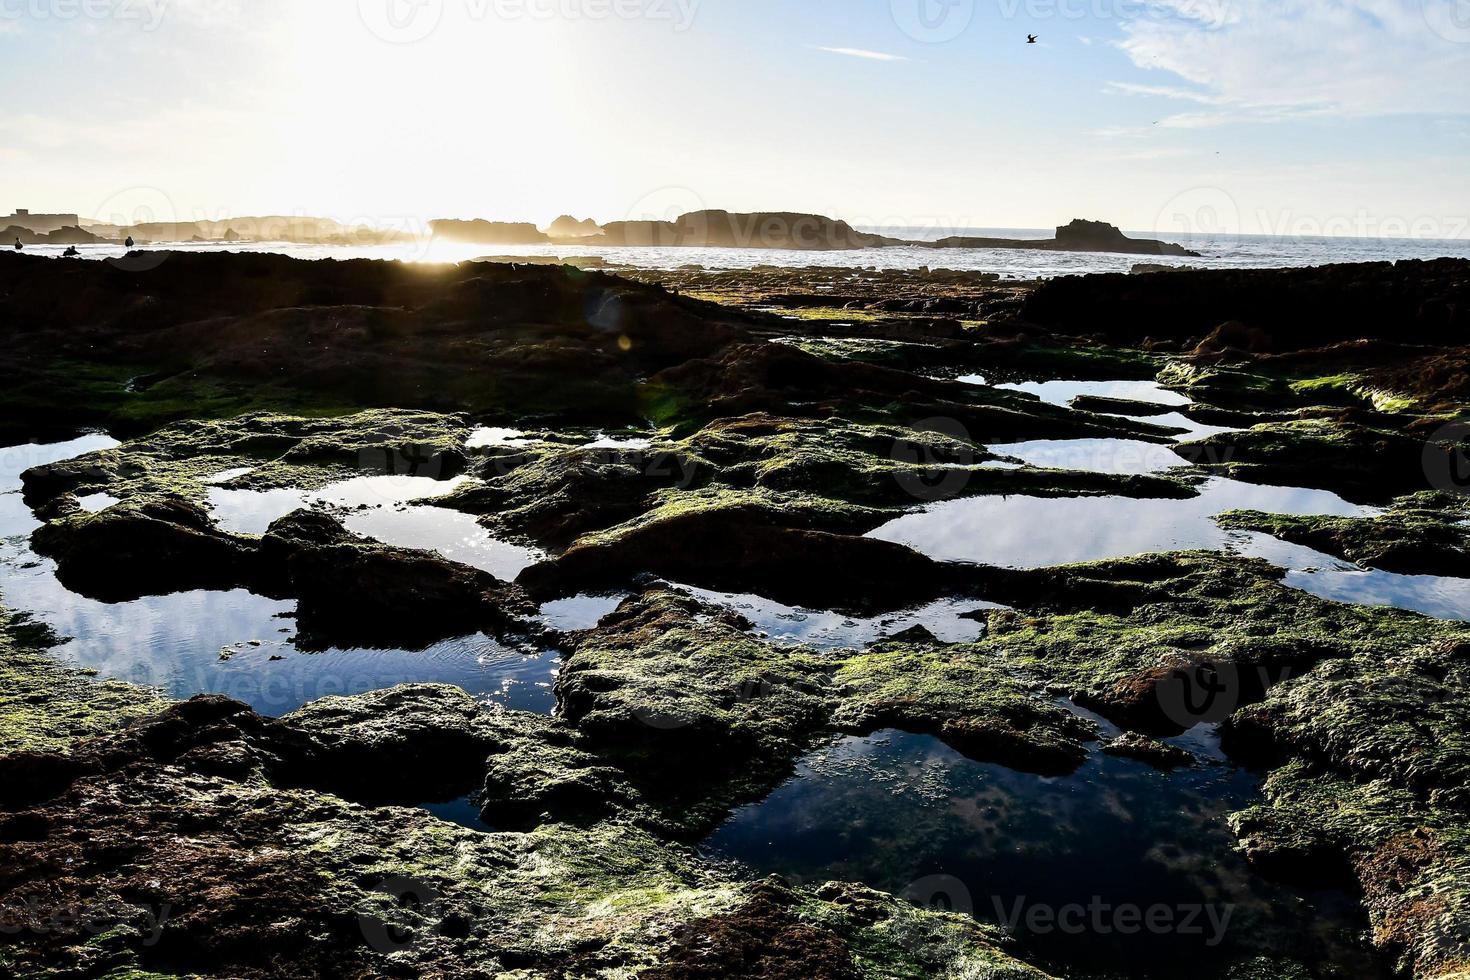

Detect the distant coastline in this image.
[427,210,1200,257]
[6,207,1196,258]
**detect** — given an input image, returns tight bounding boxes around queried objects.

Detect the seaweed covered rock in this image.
[541,591,1103,833]
[1020,259,1470,352]
[831,641,1096,775]
[1229,765,1470,979]
[969,551,1456,734]
[522,497,956,613]
[260,510,521,649]
[0,676,1051,979]
[1218,491,1470,577]
[30,495,259,601]
[281,684,504,803]
[445,442,703,548]
[0,611,161,757]
[1101,731,1195,769]
[644,340,1182,443]
[19,409,472,511]
[1176,417,1457,503]
[0,251,758,435]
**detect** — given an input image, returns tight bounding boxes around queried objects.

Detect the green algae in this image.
[20,410,472,512]
[0,610,161,755]
[1290,373,1419,414]
[832,642,1096,773]
[1218,491,1470,577]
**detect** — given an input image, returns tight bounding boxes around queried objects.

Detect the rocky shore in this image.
[2,250,1469,978]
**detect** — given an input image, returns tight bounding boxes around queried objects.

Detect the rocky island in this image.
[930,218,1201,257]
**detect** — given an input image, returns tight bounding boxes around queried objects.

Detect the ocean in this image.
[13,227,1470,279]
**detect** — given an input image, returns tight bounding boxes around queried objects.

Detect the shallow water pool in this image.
[990,378,1193,409]
[675,585,1004,649]
[867,476,1374,569]
[988,437,1190,476]
[704,728,1385,979]
[0,438,560,717]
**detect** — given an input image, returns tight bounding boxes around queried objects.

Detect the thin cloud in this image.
[813,46,909,62]
[1105,82,1236,106]
[1115,0,1470,119]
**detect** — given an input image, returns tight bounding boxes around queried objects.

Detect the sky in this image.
[3,0,1469,238]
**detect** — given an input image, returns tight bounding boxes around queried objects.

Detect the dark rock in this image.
[29,496,259,602]
[427,218,549,244]
[931,219,1198,257]
[1101,731,1195,769]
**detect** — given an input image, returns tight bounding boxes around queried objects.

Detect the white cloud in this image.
[1114,0,1470,119]
[813,46,909,62]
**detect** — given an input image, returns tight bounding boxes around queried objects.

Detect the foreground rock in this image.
[1218,491,1470,577]
[0,678,1052,979]
[31,498,523,648]
[0,251,755,436]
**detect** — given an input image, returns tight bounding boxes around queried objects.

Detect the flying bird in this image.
[1027,34,1038,43]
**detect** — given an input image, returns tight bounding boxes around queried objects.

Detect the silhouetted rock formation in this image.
[546,215,604,241]
[429,218,550,245]
[1020,258,1470,351]
[1,225,113,246]
[599,210,892,250]
[81,216,412,246]
[930,219,1200,257]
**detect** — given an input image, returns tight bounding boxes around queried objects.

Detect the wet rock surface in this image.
[4,253,1470,977]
